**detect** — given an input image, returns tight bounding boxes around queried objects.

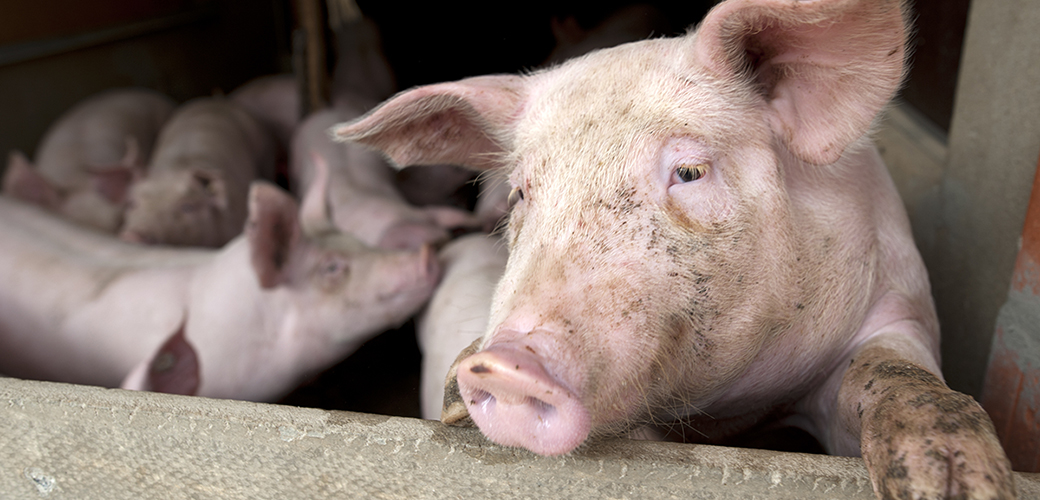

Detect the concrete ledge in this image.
[3,377,1038,499]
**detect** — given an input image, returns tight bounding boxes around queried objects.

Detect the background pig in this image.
[2,88,175,232]
[394,5,672,233]
[230,73,301,154]
[336,0,1015,498]
[120,97,276,247]
[331,14,396,108]
[291,105,476,250]
[417,233,507,420]
[0,171,439,401]
[542,4,671,67]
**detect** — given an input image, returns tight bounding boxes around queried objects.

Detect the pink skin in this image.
[2,88,175,232]
[336,0,1015,498]
[0,173,439,402]
[291,104,477,250]
[119,97,276,248]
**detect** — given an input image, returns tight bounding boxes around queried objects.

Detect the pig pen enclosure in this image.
[2,0,1040,498]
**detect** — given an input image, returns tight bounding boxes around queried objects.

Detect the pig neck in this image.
[323,150,433,247]
[0,196,208,386]
[706,145,930,424]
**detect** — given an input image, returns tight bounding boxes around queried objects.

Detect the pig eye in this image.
[508,186,524,206]
[674,163,708,183]
[320,258,349,277]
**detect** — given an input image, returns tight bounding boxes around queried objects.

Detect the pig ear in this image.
[694,0,907,165]
[3,151,62,209]
[120,321,200,396]
[332,75,527,171]
[82,164,143,205]
[120,136,142,168]
[246,181,301,289]
[298,153,338,236]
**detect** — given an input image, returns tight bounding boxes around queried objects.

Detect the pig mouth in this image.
[456,343,591,456]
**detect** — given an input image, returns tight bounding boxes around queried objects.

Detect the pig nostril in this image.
[529,397,555,417]
[469,389,495,411]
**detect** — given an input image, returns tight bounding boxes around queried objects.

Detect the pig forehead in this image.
[514,39,758,183]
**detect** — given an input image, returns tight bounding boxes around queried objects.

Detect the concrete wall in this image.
[3,377,1038,499]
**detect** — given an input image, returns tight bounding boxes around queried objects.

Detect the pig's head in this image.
[4,149,140,232]
[336,0,906,455]
[120,168,238,247]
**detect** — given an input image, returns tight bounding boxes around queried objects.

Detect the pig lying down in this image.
[120,97,276,248]
[0,170,439,401]
[337,0,1015,498]
[2,88,175,233]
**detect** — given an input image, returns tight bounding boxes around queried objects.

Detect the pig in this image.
[330,14,397,107]
[0,163,440,401]
[335,0,1016,498]
[396,6,673,233]
[2,88,176,232]
[417,233,507,420]
[230,73,301,154]
[291,104,477,250]
[543,4,672,67]
[119,97,276,247]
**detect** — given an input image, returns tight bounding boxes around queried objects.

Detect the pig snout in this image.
[456,341,591,456]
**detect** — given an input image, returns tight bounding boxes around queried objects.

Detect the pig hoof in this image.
[862,388,1016,499]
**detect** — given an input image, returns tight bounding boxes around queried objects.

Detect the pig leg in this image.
[121,321,200,396]
[836,335,1015,499]
[438,337,481,425]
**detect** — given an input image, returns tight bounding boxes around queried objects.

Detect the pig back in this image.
[0,195,207,386]
[34,88,176,190]
[150,97,276,183]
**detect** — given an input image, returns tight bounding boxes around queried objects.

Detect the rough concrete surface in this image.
[2,377,1038,500]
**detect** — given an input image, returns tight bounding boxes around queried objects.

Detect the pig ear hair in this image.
[694,0,908,165]
[246,181,302,289]
[332,75,526,171]
[3,151,63,209]
[121,320,200,396]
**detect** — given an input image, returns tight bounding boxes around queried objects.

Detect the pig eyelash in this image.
[674,163,708,184]
[508,186,524,206]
